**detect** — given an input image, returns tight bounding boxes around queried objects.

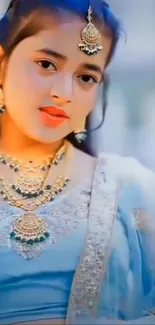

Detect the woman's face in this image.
[1,13,112,143]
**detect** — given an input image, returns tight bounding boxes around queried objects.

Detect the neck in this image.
[0,114,63,161]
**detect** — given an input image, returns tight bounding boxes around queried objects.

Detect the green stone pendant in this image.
[9,213,50,259]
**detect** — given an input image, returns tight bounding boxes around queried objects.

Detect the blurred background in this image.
[0,1,155,169]
[93,0,155,170]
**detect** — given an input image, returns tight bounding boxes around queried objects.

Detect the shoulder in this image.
[97,153,155,218]
[98,152,155,192]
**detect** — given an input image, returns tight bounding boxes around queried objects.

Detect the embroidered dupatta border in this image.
[66,156,120,324]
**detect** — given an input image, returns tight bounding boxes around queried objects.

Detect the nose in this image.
[49,73,73,106]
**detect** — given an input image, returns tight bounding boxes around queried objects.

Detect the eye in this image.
[78,74,99,84]
[37,60,57,71]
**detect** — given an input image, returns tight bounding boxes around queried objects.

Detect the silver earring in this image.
[0,87,6,115]
[74,120,87,143]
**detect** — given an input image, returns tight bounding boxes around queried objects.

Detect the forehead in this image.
[20,12,112,69]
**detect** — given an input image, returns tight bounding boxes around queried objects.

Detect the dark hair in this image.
[0,0,121,155]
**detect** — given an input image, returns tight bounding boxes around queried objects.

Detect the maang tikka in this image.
[79,6,103,55]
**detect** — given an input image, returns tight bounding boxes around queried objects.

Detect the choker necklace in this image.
[0,143,66,199]
[0,142,66,172]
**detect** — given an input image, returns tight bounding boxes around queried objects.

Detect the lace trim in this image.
[66,156,119,324]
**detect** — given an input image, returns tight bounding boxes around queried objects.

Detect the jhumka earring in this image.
[0,87,6,115]
[79,5,103,55]
[74,120,87,143]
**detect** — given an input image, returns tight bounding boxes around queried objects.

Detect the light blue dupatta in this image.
[66,154,155,324]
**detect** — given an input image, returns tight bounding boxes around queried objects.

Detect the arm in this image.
[99,182,155,322]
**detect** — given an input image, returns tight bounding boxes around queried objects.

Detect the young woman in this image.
[0,0,155,324]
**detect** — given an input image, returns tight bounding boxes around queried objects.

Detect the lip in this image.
[39,106,69,128]
[40,106,69,118]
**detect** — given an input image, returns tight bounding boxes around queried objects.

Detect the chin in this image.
[20,122,69,144]
[25,130,65,144]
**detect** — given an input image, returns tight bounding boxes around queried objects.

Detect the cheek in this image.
[3,60,44,111]
[74,86,99,118]
[7,62,39,92]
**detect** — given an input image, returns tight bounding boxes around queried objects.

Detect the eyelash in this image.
[36,59,57,71]
[36,59,99,84]
[78,75,98,85]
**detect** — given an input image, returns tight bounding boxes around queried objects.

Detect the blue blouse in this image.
[1,154,155,325]
[0,180,90,324]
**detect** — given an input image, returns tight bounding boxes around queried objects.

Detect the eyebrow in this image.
[80,63,103,77]
[35,48,103,76]
[35,48,67,60]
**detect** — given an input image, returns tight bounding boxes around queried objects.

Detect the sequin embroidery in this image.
[66,156,119,324]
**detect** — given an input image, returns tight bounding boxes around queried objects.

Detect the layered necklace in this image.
[0,140,71,259]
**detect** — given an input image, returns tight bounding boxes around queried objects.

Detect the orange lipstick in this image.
[40,106,69,128]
